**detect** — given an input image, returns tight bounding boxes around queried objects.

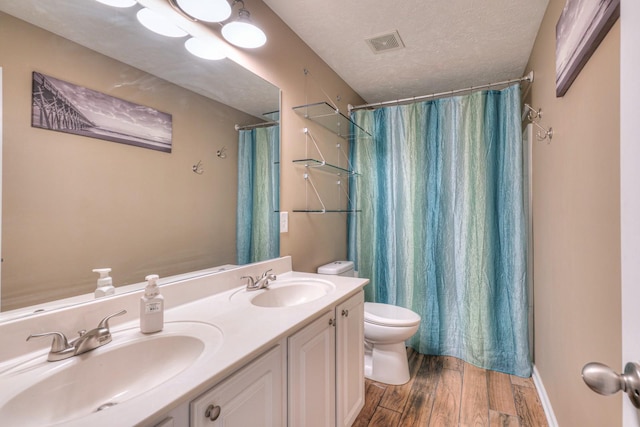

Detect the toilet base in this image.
[364,341,410,385]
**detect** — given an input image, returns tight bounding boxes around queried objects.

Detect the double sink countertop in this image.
[0,256,368,426]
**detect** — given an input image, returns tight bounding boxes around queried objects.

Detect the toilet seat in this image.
[364,302,421,327]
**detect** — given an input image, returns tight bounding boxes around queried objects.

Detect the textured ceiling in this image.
[263,0,549,105]
[1,1,550,111]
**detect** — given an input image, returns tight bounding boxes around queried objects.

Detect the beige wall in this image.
[221,1,366,273]
[526,1,621,425]
[1,13,254,310]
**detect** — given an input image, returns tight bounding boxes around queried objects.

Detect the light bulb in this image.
[185,37,227,60]
[95,0,136,7]
[137,8,188,38]
[175,0,231,22]
[222,21,267,48]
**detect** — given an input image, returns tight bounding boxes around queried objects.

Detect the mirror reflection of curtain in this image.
[348,85,530,377]
[236,126,280,265]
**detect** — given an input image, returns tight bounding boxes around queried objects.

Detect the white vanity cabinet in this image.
[288,310,337,426]
[158,290,364,427]
[288,291,365,427]
[336,291,365,427]
[190,344,286,427]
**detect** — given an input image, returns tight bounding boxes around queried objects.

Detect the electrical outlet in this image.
[280,211,289,233]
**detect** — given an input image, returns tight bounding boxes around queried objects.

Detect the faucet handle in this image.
[97,309,127,330]
[262,269,277,283]
[26,331,72,353]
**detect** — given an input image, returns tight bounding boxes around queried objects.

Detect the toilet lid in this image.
[364,302,421,327]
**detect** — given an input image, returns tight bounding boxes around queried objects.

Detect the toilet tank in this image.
[317,261,355,277]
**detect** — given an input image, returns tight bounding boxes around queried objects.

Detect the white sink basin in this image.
[0,321,223,426]
[231,278,335,308]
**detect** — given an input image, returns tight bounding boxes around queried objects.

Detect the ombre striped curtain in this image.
[348,85,530,377]
[236,125,280,265]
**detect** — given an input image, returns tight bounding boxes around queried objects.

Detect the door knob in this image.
[582,361,640,408]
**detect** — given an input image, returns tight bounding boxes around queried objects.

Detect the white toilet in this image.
[317,260,357,277]
[363,302,421,385]
[317,261,421,385]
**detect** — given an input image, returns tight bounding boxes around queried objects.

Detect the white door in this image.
[620,0,640,425]
[0,66,3,301]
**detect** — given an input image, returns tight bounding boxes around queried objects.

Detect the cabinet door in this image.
[190,344,285,427]
[288,311,336,427]
[336,291,365,427]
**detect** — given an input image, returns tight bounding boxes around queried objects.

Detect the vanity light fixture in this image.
[221,0,267,48]
[136,7,188,38]
[185,37,227,60]
[172,0,232,23]
[94,0,137,7]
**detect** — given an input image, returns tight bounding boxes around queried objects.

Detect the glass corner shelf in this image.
[292,102,371,139]
[292,158,359,176]
[293,209,361,214]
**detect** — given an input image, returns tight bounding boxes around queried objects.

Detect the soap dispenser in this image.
[140,274,164,334]
[93,268,115,298]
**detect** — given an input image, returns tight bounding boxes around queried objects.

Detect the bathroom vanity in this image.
[0,257,368,426]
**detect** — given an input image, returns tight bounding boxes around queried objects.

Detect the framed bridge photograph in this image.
[555,0,620,97]
[31,71,173,153]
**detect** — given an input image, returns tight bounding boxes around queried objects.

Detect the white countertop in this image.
[0,257,369,426]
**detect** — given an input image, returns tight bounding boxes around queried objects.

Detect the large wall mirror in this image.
[0,0,281,319]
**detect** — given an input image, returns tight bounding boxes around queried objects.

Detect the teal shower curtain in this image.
[237,125,280,265]
[348,85,530,377]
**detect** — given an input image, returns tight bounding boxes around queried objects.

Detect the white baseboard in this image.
[532,364,559,427]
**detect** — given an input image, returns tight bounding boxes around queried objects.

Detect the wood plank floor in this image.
[353,348,548,427]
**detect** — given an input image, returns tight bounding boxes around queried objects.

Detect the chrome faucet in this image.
[242,269,276,291]
[26,309,127,362]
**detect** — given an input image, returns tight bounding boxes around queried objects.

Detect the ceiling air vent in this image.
[365,30,405,54]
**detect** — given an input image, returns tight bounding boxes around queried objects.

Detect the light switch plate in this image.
[280,211,288,233]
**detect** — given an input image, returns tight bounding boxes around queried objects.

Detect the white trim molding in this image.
[0,66,3,302]
[621,1,640,425]
[532,364,559,427]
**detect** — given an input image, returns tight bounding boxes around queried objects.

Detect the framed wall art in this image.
[555,0,620,97]
[31,71,172,152]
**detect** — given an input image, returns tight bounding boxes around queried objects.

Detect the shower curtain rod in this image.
[349,71,534,112]
[234,120,279,131]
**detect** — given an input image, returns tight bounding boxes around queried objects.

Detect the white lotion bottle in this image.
[93,268,115,298]
[140,274,164,334]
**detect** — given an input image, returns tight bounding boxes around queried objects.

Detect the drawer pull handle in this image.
[342,309,349,317]
[205,404,221,421]
[329,318,335,326]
